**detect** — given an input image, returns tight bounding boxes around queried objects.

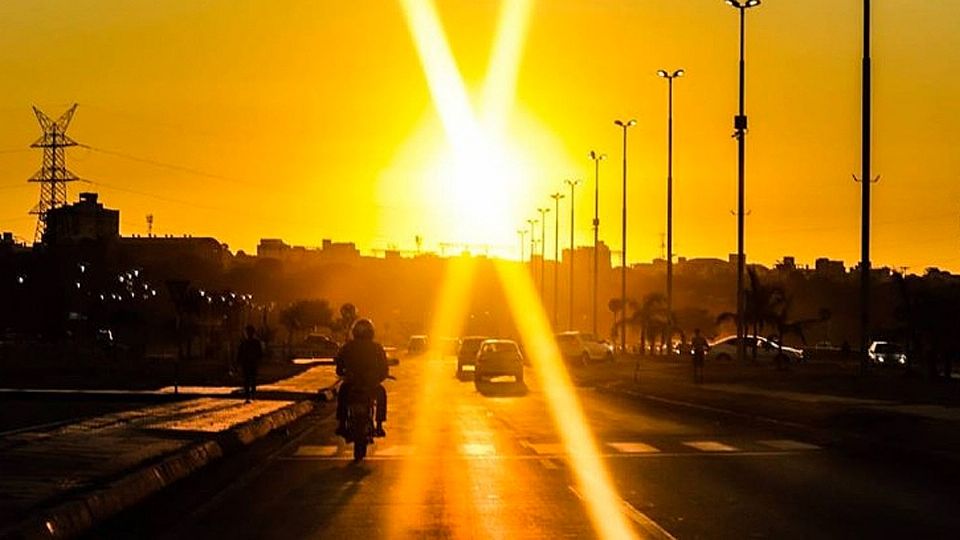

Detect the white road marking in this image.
[539,458,559,469]
[374,444,415,457]
[758,439,821,451]
[683,440,738,452]
[461,443,496,456]
[568,485,677,540]
[526,443,567,455]
[607,442,660,454]
[293,445,339,457]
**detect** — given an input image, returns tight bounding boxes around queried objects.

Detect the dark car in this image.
[292,334,340,359]
[457,336,488,377]
[475,339,524,386]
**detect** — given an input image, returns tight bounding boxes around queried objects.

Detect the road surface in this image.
[94,353,960,539]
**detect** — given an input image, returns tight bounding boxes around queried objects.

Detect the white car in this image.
[707,335,804,363]
[555,331,615,365]
[867,341,907,366]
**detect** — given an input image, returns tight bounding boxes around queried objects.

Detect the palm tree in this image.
[718,268,785,362]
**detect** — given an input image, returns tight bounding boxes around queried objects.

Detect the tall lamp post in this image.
[657,68,684,336]
[614,119,636,358]
[526,218,538,276]
[549,193,564,327]
[517,228,528,262]
[537,207,551,303]
[589,151,606,337]
[564,179,582,330]
[859,0,873,374]
[726,0,760,364]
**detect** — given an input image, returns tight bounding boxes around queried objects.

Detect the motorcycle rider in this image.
[335,318,389,438]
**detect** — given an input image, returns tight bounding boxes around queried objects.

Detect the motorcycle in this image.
[340,375,394,462]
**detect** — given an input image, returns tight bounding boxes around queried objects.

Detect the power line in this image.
[78,143,255,187]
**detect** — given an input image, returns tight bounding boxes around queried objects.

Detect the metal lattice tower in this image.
[29,104,80,243]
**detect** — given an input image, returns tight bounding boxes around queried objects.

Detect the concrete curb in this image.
[1,400,317,540]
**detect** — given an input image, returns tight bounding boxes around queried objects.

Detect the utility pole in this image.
[657,68,684,331]
[549,194,564,327]
[589,151,606,337]
[537,207,551,303]
[726,0,760,363]
[517,228,527,262]
[859,0,873,374]
[29,104,80,243]
[527,218,538,277]
[614,119,636,358]
[565,179,581,330]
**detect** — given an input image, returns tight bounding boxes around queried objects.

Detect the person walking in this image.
[237,325,263,402]
[691,328,708,384]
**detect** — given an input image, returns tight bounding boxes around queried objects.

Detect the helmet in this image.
[351,318,375,341]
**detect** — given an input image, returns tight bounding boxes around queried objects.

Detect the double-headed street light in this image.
[614,119,636,357]
[564,179,581,330]
[588,151,606,337]
[526,218,538,274]
[549,193,564,327]
[537,207,551,303]
[657,68,684,336]
[726,0,760,364]
[517,228,528,262]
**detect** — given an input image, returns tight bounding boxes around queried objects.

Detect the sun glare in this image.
[392,0,541,255]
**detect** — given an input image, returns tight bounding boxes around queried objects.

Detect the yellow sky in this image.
[0,0,958,271]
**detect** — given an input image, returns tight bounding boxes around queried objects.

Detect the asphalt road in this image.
[100,353,960,539]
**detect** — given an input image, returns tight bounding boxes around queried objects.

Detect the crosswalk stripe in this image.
[683,440,738,452]
[758,439,821,451]
[527,443,567,455]
[374,444,415,456]
[294,445,339,457]
[461,443,496,456]
[607,442,659,454]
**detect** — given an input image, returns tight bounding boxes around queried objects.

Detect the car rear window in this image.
[482,342,519,354]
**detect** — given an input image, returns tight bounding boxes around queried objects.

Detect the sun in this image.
[377,0,551,257]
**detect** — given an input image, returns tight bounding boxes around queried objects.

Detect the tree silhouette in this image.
[718,268,785,362]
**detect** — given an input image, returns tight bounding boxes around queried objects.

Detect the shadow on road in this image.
[474,380,528,397]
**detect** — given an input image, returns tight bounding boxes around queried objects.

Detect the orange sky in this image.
[0,1,958,271]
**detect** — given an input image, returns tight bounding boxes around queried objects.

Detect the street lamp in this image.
[726,0,760,364]
[614,118,636,357]
[517,228,528,262]
[588,151,606,337]
[564,179,582,330]
[526,218,538,276]
[549,193,564,327]
[657,68,684,338]
[537,207,551,303]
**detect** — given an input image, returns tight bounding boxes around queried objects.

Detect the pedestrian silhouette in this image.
[691,328,708,384]
[237,325,263,402]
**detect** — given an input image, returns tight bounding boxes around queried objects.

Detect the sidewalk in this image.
[0,365,338,540]
[581,358,960,461]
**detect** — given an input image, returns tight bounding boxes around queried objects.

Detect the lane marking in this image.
[539,458,559,469]
[683,440,738,452]
[460,443,496,456]
[374,444,415,457]
[278,450,803,462]
[607,442,659,454]
[758,439,821,451]
[526,443,566,455]
[620,498,678,540]
[294,445,339,457]
[569,485,676,540]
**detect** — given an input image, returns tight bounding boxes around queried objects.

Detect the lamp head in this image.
[726,0,742,8]
[674,69,685,78]
[746,0,761,7]
[657,69,669,78]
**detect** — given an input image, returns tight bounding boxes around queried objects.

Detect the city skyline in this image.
[0,1,958,271]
